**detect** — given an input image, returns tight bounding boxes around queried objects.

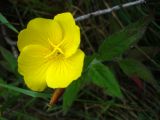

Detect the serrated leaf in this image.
[119,58,157,86]
[98,16,152,61]
[0,46,17,73]
[0,12,18,33]
[89,63,123,97]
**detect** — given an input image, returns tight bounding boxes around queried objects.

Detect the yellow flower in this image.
[17,12,85,91]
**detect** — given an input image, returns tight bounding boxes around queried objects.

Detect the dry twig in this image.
[75,0,145,21]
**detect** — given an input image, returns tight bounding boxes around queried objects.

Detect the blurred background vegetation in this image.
[0,0,160,120]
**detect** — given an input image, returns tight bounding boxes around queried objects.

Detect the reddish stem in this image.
[49,88,65,106]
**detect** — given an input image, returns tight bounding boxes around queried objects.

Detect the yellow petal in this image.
[54,12,80,57]
[46,49,85,88]
[17,18,62,52]
[18,45,51,91]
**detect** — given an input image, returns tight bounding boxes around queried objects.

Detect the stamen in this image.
[48,38,65,48]
[44,49,57,58]
[45,38,65,58]
[56,47,64,54]
[48,38,55,48]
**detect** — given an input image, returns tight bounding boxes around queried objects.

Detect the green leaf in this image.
[0,82,50,99]
[118,58,157,85]
[0,77,6,85]
[0,60,13,72]
[83,54,96,71]
[63,77,85,114]
[12,111,39,120]
[0,117,7,120]
[98,16,152,61]
[0,12,18,33]
[63,58,102,114]
[89,62,123,97]
[63,54,97,114]
[0,46,17,73]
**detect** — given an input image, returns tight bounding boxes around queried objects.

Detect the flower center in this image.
[45,38,64,58]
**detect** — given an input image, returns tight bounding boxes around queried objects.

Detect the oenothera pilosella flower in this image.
[17,12,85,91]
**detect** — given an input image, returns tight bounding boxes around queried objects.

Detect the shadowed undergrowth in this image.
[0,0,160,120]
